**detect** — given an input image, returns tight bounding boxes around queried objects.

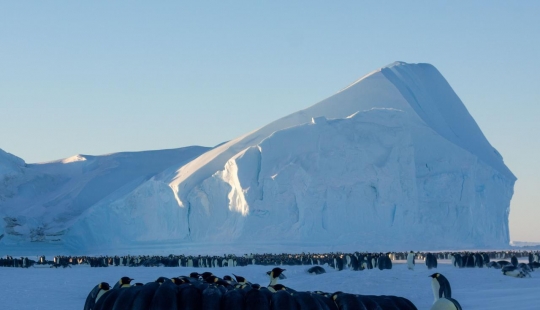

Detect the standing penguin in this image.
[407,251,415,270]
[426,253,438,269]
[429,273,452,303]
[84,282,110,310]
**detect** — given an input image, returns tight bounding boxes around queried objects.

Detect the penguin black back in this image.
[511,255,518,267]
[131,281,161,310]
[271,290,298,310]
[201,285,223,310]
[308,266,326,275]
[111,285,143,310]
[150,279,179,310]
[84,282,110,310]
[293,291,322,310]
[178,284,203,310]
[221,289,245,310]
[332,292,367,310]
[245,287,270,310]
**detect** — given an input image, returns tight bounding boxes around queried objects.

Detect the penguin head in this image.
[189,272,200,279]
[98,282,110,290]
[223,275,233,282]
[269,267,286,279]
[204,275,218,284]
[155,276,169,284]
[271,284,287,291]
[233,274,247,284]
[251,283,261,290]
[331,291,343,301]
[201,271,213,280]
[429,273,440,278]
[119,277,134,285]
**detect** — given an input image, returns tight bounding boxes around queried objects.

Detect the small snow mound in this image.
[61,154,87,164]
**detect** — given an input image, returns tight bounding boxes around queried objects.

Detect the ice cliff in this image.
[0,147,210,247]
[0,62,516,254]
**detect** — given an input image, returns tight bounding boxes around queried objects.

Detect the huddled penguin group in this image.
[84,267,423,310]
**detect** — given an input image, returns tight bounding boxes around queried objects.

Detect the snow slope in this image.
[0,61,516,253]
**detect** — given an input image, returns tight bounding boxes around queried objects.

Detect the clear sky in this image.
[1,1,539,242]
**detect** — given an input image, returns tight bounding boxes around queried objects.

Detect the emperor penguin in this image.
[84,282,110,310]
[307,266,326,275]
[268,267,286,286]
[429,273,452,303]
[407,251,415,270]
[502,265,531,278]
[426,253,438,269]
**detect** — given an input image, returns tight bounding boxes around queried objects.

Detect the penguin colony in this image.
[84,267,422,310]
[3,250,538,270]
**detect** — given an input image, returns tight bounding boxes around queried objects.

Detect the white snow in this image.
[0,260,538,310]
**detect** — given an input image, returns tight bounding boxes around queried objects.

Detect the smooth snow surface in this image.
[0,61,516,253]
[0,261,538,310]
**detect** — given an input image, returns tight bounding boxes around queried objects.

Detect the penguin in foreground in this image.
[429,273,462,310]
[84,282,110,310]
[429,273,451,302]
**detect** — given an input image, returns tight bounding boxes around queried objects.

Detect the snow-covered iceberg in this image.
[0,61,516,254]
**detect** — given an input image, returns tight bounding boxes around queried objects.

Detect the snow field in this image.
[0,260,538,309]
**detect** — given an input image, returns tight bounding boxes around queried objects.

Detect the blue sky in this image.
[1,1,539,242]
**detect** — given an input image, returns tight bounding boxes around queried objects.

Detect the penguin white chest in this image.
[407,254,415,270]
[431,278,441,303]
